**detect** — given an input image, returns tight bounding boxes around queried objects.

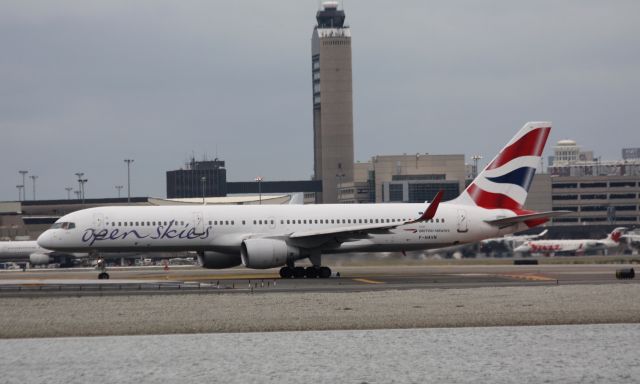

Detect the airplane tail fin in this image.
[607,227,627,243]
[452,121,551,212]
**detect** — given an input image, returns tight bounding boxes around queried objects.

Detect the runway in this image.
[0,263,636,297]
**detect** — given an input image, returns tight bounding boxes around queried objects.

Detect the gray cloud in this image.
[1,0,638,200]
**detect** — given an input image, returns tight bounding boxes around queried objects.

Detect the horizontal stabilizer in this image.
[485,211,571,227]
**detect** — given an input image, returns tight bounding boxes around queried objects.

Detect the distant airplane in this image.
[622,232,640,250]
[0,241,54,266]
[0,240,148,267]
[481,229,548,245]
[38,122,567,279]
[514,227,627,256]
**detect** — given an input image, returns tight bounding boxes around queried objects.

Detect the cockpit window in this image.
[51,222,76,230]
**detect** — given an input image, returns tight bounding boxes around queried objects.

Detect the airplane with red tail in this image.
[38,122,566,279]
[514,227,627,255]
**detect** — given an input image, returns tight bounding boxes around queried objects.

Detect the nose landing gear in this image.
[96,258,109,279]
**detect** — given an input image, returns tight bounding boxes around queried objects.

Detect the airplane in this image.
[513,227,627,256]
[0,240,156,268]
[0,241,56,266]
[38,121,566,279]
[480,229,548,245]
[622,231,640,251]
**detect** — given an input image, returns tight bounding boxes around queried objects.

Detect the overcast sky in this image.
[1,0,638,201]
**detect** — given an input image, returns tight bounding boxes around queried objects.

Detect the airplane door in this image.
[93,213,105,229]
[193,212,204,234]
[457,209,468,233]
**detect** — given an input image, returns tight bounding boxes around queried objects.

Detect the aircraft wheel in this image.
[305,267,318,279]
[279,267,293,279]
[319,267,331,279]
[98,272,110,280]
[293,267,306,279]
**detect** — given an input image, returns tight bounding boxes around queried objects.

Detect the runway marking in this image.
[502,274,555,281]
[130,274,279,281]
[352,278,385,284]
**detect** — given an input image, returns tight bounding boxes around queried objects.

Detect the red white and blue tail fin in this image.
[453,121,551,211]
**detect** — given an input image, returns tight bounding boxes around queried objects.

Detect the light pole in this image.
[471,155,483,179]
[75,172,84,199]
[65,187,72,200]
[115,185,123,198]
[79,179,88,204]
[124,159,134,203]
[74,190,81,199]
[19,171,28,201]
[255,176,263,205]
[29,175,38,200]
[16,185,23,201]
[201,177,206,204]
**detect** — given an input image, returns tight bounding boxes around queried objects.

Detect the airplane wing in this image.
[289,190,444,241]
[485,211,571,228]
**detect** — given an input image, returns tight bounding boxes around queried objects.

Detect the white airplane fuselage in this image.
[37,121,558,275]
[0,241,47,262]
[37,203,521,255]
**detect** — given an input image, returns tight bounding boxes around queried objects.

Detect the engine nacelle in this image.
[198,251,242,269]
[241,239,300,269]
[29,253,51,265]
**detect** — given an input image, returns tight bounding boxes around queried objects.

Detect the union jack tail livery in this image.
[455,121,550,210]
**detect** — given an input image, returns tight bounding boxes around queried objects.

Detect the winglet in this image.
[408,190,444,224]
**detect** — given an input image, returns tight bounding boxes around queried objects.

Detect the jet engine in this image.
[241,239,300,269]
[198,251,242,269]
[29,253,51,265]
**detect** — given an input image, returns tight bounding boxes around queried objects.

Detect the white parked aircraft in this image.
[38,121,565,279]
[623,232,640,250]
[0,240,149,267]
[0,241,54,266]
[480,229,548,245]
[513,227,627,256]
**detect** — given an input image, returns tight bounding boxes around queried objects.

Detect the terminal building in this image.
[337,154,467,204]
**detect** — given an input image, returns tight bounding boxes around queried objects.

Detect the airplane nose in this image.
[37,230,55,249]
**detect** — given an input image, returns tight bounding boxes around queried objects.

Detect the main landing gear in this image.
[279,265,332,279]
[96,258,110,280]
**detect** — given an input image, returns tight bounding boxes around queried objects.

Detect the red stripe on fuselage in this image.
[487,127,550,170]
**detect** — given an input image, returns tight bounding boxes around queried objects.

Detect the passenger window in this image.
[242,220,246,225]
[442,218,445,223]
[225,221,229,225]
[231,221,234,225]
[303,220,307,224]
[287,220,290,224]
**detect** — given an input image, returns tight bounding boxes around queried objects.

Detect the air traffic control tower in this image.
[312,1,354,203]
